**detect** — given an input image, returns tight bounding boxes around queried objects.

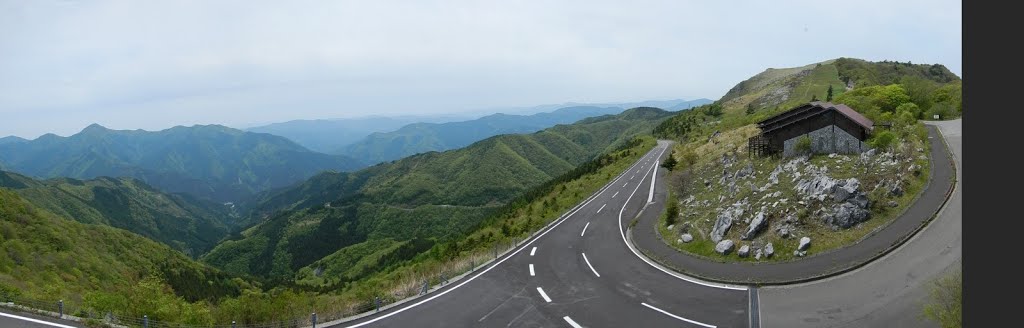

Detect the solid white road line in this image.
[596,204,607,214]
[612,191,619,198]
[647,161,658,203]
[536,287,552,302]
[581,222,591,236]
[0,312,77,328]
[617,145,748,291]
[641,303,716,328]
[563,316,584,328]
[529,264,535,277]
[339,145,660,328]
[582,253,601,277]
[530,247,537,256]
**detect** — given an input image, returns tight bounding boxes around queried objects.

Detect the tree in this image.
[826,85,834,102]
[746,103,756,115]
[923,269,961,328]
[661,153,678,171]
[663,192,679,227]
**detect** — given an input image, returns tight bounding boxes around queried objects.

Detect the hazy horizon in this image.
[1,0,961,138]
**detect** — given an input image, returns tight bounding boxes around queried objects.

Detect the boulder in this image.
[890,184,904,197]
[681,234,693,243]
[710,201,746,242]
[742,212,767,240]
[776,226,792,238]
[738,245,750,257]
[833,178,860,202]
[798,237,811,251]
[888,201,899,208]
[715,240,735,255]
[824,203,871,229]
[755,249,763,260]
[794,174,840,201]
[667,224,674,231]
[768,166,781,185]
[849,193,870,209]
[764,243,775,257]
[737,163,753,178]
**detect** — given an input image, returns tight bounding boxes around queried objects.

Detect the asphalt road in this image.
[332,140,753,328]
[631,124,956,284]
[5,120,961,328]
[759,119,962,327]
[0,308,83,328]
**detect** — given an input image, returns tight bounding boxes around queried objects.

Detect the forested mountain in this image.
[202,107,673,281]
[0,170,235,256]
[0,189,244,322]
[0,124,365,202]
[338,106,627,164]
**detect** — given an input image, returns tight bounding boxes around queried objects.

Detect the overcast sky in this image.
[1,0,961,138]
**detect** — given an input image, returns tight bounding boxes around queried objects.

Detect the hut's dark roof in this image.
[757,101,874,133]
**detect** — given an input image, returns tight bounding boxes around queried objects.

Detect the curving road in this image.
[333,141,755,328]
[758,119,962,327]
[6,120,960,328]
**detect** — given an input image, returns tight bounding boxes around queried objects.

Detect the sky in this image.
[0,0,961,139]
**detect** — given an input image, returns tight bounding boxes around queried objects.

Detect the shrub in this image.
[794,135,813,156]
[663,194,679,227]
[870,131,897,150]
[923,269,962,328]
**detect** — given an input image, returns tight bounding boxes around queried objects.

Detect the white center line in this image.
[581,222,592,236]
[596,204,607,213]
[641,303,716,328]
[623,182,628,187]
[612,191,619,198]
[536,287,552,302]
[529,264,535,276]
[563,316,583,328]
[530,247,537,256]
[582,253,600,277]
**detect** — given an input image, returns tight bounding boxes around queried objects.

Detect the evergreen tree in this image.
[661,153,678,171]
[746,103,756,115]
[827,85,834,102]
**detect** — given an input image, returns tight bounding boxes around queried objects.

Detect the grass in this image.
[658,124,931,263]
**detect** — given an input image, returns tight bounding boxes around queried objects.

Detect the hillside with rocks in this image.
[653,57,952,262]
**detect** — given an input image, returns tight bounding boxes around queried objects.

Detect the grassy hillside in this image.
[0,171,234,256]
[340,106,626,164]
[0,124,365,203]
[652,57,958,262]
[204,107,672,281]
[0,189,246,324]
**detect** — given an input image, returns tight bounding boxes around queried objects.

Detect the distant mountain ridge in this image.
[243,114,471,153]
[338,105,633,164]
[0,124,365,202]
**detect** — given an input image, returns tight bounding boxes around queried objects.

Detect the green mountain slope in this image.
[0,124,366,202]
[203,107,672,280]
[0,171,234,256]
[656,58,962,140]
[339,106,626,164]
[0,189,244,316]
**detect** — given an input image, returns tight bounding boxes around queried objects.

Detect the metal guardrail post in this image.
[311,312,317,328]
[58,300,63,318]
[143,315,149,328]
[375,296,381,313]
[232,320,236,328]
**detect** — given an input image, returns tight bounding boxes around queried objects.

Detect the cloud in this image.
[0,0,961,138]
